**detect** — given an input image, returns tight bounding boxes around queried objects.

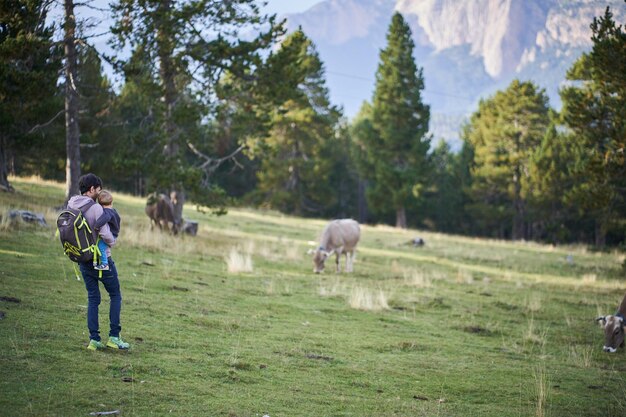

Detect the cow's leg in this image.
[335,252,341,273]
[346,251,353,272]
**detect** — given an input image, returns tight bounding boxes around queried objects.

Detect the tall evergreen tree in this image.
[559,6,626,246]
[421,140,467,233]
[106,44,163,195]
[527,117,585,243]
[350,101,377,224]
[463,80,550,239]
[245,29,341,216]
[0,0,60,191]
[110,0,282,222]
[75,46,116,179]
[367,12,430,228]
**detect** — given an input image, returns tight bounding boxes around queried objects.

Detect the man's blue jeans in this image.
[79,259,122,341]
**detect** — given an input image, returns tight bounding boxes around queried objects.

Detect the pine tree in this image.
[75,46,116,179]
[463,80,550,239]
[527,119,582,242]
[350,101,377,224]
[245,29,341,215]
[110,0,282,221]
[367,12,431,228]
[421,140,467,233]
[106,45,163,195]
[559,6,626,246]
[0,0,60,191]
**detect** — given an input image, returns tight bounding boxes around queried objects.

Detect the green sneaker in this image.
[107,336,130,350]
[87,339,106,351]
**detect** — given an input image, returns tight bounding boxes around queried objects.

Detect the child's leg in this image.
[96,239,109,266]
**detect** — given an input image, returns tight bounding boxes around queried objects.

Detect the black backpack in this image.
[57,200,97,263]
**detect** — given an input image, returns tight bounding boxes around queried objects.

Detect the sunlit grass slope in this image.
[1,176,625,416]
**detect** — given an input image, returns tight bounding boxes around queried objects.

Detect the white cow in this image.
[312,219,360,274]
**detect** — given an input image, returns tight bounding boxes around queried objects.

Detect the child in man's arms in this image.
[94,190,121,271]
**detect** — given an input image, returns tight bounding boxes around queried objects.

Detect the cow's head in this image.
[170,191,178,207]
[596,315,625,353]
[312,248,333,274]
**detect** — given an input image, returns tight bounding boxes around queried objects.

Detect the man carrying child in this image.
[93,190,120,271]
[66,173,130,351]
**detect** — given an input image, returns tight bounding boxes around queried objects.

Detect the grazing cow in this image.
[311,219,360,274]
[145,192,180,234]
[596,293,626,353]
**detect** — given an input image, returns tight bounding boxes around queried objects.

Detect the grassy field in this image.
[1,177,625,417]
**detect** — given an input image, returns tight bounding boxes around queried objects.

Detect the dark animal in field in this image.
[310,219,360,274]
[596,293,626,353]
[412,237,425,247]
[145,192,180,234]
[181,220,198,236]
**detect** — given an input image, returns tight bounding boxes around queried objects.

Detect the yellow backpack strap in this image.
[94,236,103,279]
[93,236,101,266]
[72,263,81,281]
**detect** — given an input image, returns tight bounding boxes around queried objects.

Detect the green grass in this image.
[1,176,625,416]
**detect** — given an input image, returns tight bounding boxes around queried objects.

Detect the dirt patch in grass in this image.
[494,301,519,311]
[463,325,492,336]
[306,353,333,361]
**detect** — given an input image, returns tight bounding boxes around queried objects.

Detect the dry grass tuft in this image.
[526,293,542,313]
[534,364,550,417]
[390,259,403,275]
[257,239,302,262]
[581,274,597,286]
[122,222,193,256]
[318,278,346,297]
[403,269,432,288]
[225,248,253,273]
[9,175,64,189]
[349,286,390,311]
[524,315,548,348]
[265,279,291,295]
[456,268,474,284]
[569,345,594,368]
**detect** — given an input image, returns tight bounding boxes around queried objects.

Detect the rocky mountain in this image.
[284,0,624,146]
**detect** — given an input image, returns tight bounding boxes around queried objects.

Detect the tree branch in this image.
[187,142,246,175]
[28,109,65,134]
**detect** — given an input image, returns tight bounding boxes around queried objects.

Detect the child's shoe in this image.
[94,264,109,271]
[107,336,130,350]
[87,339,106,350]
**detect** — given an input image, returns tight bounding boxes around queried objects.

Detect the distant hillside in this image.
[284,0,624,147]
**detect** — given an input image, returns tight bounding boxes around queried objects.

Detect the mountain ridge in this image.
[284,0,624,146]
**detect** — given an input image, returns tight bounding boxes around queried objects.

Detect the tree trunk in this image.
[0,135,15,192]
[156,0,184,228]
[512,164,525,240]
[64,0,81,201]
[357,179,368,224]
[595,218,606,248]
[171,190,184,234]
[396,206,407,229]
